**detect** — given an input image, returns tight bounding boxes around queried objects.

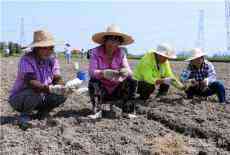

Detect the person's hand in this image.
[49,85,65,95]
[199,79,208,92]
[200,79,208,87]
[155,79,164,85]
[181,85,188,91]
[163,78,174,85]
[65,78,82,89]
[119,68,129,77]
[103,69,119,80]
[189,79,199,86]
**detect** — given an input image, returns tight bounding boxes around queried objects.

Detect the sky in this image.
[0,0,227,55]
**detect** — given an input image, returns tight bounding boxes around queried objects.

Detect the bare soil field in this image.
[0,57,230,155]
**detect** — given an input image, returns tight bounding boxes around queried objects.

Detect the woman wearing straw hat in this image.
[133,43,184,101]
[8,30,81,129]
[180,48,226,104]
[88,24,137,119]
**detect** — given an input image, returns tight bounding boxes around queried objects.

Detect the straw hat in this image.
[185,48,206,61]
[27,30,56,48]
[154,43,177,59]
[92,24,134,45]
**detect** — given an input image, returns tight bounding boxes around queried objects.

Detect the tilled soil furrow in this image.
[146,98,230,152]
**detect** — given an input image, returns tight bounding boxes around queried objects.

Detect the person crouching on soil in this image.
[133,43,185,101]
[8,30,82,129]
[88,24,137,119]
[180,48,226,104]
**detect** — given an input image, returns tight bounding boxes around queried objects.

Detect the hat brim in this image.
[185,53,206,61]
[92,32,134,45]
[154,50,177,59]
[27,40,64,48]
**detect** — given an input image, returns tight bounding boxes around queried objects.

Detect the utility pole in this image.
[19,17,25,47]
[196,9,205,51]
[225,0,230,51]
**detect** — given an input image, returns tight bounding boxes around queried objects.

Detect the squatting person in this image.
[88,24,137,119]
[133,43,184,101]
[180,48,226,104]
[8,30,77,128]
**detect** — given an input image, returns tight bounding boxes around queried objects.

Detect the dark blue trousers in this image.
[186,81,225,103]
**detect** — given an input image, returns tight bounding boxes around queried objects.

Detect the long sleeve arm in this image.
[206,63,216,84]
[89,51,103,79]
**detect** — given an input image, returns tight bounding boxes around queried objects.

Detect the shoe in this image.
[110,105,123,118]
[136,104,149,115]
[18,113,32,130]
[123,113,137,119]
[88,110,102,119]
[220,101,230,105]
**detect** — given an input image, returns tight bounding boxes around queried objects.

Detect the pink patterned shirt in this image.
[89,45,132,94]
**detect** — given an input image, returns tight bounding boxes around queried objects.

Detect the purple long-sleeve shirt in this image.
[9,52,61,98]
[89,45,132,94]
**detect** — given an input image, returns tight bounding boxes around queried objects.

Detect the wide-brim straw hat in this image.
[27,30,57,48]
[92,24,134,45]
[185,48,206,61]
[154,43,177,59]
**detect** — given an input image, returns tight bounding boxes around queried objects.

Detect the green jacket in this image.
[133,50,184,89]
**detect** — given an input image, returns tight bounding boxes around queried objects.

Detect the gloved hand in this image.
[65,78,83,89]
[119,68,129,77]
[49,85,65,95]
[103,69,119,80]
[75,87,88,95]
[163,78,174,85]
[199,79,208,92]
[63,78,83,96]
[189,79,199,86]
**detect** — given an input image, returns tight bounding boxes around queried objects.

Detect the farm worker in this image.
[88,24,137,119]
[180,48,226,104]
[8,30,82,129]
[133,43,185,100]
[64,43,72,64]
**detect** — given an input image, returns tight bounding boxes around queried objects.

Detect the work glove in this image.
[103,69,119,80]
[199,79,208,92]
[119,68,129,77]
[65,78,83,89]
[75,87,88,95]
[64,78,83,96]
[190,79,199,86]
[163,78,174,85]
[49,85,66,95]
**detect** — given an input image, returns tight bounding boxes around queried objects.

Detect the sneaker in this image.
[88,110,102,119]
[18,113,32,130]
[136,104,149,114]
[123,113,137,119]
[110,105,123,118]
[220,101,230,105]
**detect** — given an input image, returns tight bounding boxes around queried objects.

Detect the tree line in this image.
[0,42,23,56]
